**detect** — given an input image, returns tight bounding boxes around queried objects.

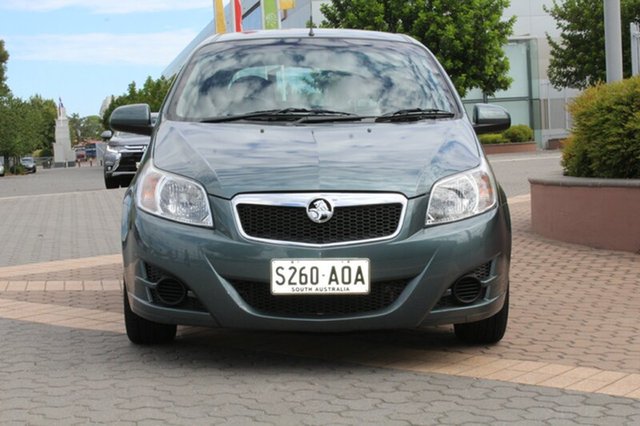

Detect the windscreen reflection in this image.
[171,38,458,120]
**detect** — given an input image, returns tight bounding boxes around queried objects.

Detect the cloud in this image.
[1,0,213,14]
[4,30,200,66]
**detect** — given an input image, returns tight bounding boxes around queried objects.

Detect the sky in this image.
[0,0,217,117]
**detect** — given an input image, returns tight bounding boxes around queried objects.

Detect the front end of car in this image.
[121,147,510,335]
[20,158,36,173]
[113,29,512,345]
[103,135,149,188]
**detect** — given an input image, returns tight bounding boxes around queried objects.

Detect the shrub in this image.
[479,133,508,144]
[478,125,534,144]
[502,124,534,142]
[9,164,25,175]
[562,76,640,178]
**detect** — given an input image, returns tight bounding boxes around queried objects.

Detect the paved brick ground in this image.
[1,157,639,423]
[1,319,639,425]
[0,190,123,267]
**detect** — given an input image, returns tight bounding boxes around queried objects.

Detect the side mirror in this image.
[109,104,153,136]
[472,104,511,135]
[100,130,113,140]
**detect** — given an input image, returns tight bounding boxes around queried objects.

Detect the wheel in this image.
[120,176,133,187]
[454,289,509,344]
[105,175,120,189]
[123,288,177,345]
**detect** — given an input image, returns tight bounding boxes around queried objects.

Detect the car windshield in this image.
[168,37,458,121]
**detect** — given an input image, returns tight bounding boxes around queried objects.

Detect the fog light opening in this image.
[452,276,482,305]
[155,278,187,306]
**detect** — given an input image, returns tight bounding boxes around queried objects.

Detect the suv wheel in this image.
[105,175,120,189]
[123,289,177,345]
[120,176,133,187]
[454,289,509,344]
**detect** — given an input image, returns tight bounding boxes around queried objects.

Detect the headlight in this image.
[106,145,120,153]
[426,162,497,225]
[136,163,213,227]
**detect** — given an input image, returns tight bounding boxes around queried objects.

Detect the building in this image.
[465,0,580,146]
[164,0,577,146]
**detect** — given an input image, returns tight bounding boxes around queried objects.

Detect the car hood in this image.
[153,120,480,199]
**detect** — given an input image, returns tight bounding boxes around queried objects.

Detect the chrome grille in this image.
[116,152,143,172]
[233,193,407,246]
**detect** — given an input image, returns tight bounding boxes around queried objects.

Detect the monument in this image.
[53,99,75,167]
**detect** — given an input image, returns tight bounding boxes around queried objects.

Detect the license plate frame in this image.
[270,258,370,295]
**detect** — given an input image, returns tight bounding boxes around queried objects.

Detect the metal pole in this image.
[632,22,640,76]
[604,0,623,82]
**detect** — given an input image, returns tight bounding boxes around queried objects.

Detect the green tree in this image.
[28,95,57,151]
[320,0,515,97]
[69,114,104,144]
[0,40,9,98]
[102,75,173,128]
[79,115,104,141]
[68,113,81,145]
[546,0,640,90]
[0,43,57,163]
[0,96,39,161]
[0,95,57,163]
[0,97,20,160]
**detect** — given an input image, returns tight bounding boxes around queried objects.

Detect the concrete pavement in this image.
[0,156,638,424]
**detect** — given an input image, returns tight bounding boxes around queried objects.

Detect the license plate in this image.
[271,259,370,295]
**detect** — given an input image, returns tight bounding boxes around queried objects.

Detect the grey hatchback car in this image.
[111,29,512,345]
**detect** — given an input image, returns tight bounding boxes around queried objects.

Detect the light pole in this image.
[632,22,640,76]
[604,0,623,82]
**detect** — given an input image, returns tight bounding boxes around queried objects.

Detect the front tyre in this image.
[454,289,509,344]
[105,175,120,189]
[123,289,177,345]
[120,176,133,187]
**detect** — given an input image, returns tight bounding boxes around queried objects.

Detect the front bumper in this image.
[122,194,511,332]
[104,151,143,177]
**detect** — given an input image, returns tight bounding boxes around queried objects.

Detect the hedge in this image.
[479,133,508,144]
[562,76,640,179]
[502,124,533,142]
[478,124,534,145]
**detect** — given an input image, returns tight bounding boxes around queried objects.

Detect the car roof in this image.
[203,28,418,46]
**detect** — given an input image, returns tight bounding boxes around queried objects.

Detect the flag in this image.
[214,0,227,33]
[279,0,295,10]
[233,0,243,32]
[261,0,280,30]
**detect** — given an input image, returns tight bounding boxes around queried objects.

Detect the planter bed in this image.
[530,172,640,253]
[482,141,537,155]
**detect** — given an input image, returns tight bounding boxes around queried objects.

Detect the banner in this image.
[214,0,243,33]
[261,0,280,30]
[214,0,227,33]
[234,0,243,32]
[279,0,295,10]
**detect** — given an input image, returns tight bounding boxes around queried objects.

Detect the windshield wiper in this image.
[200,108,359,123]
[375,108,455,123]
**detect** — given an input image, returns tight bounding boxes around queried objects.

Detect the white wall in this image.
[505,0,562,39]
